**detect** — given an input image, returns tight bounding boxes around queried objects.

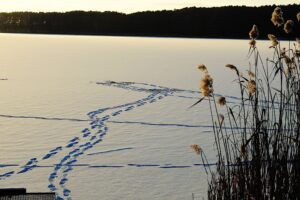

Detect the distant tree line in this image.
[0,5,299,39]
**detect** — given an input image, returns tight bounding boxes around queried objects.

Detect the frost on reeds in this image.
[192,6,300,200]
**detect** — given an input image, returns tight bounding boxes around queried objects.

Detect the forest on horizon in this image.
[0,4,299,39]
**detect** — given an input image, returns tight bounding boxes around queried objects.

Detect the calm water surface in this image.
[0,34,287,199]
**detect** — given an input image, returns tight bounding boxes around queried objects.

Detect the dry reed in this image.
[192,7,300,200]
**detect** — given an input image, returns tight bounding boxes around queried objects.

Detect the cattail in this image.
[249,39,256,48]
[271,7,284,27]
[284,20,294,34]
[200,74,214,97]
[190,144,202,155]
[297,12,300,21]
[217,96,226,106]
[249,24,259,39]
[247,80,256,95]
[226,64,239,76]
[268,34,279,47]
[197,64,208,73]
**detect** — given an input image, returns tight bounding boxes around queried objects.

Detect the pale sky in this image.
[0,0,298,13]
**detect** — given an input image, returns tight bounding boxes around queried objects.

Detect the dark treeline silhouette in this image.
[0,4,299,39]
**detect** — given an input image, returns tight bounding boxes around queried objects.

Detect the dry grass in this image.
[192,7,300,200]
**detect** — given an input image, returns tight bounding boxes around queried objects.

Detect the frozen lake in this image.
[0,34,286,199]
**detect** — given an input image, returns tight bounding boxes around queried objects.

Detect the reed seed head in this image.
[225,64,240,76]
[249,39,256,48]
[268,34,277,41]
[190,144,202,155]
[249,24,259,39]
[268,34,279,47]
[271,7,284,27]
[247,80,256,95]
[197,64,208,73]
[284,20,294,34]
[217,96,226,106]
[297,12,300,21]
[248,70,255,78]
[200,74,214,97]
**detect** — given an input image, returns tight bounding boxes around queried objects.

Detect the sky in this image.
[0,0,298,13]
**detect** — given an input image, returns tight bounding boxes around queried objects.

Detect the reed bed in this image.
[192,8,300,200]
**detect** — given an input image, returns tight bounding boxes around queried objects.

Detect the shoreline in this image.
[0,32,292,41]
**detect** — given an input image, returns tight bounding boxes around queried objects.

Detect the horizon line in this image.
[0,3,298,15]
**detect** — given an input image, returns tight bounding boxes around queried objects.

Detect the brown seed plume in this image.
[247,80,256,95]
[190,144,203,155]
[284,20,294,34]
[271,7,284,27]
[217,96,226,106]
[200,74,214,97]
[249,25,259,39]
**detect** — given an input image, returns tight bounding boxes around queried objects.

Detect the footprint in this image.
[43,152,57,160]
[73,152,84,157]
[59,177,68,186]
[18,166,35,174]
[48,183,56,191]
[63,189,71,197]
[69,148,80,155]
[90,136,96,141]
[92,139,102,145]
[63,166,73,173]
[25,158,37,166]
[0,171,14,178]
[49,172,57,181]
[50,146,63,153]
[66,141,78,148]
[112,111,122,116]
[83,132,91,138]
[56,196,64,200]
[149,99,157,103]
[124,106,134,111]
[66,159,77,166]
[81,128,89,133]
